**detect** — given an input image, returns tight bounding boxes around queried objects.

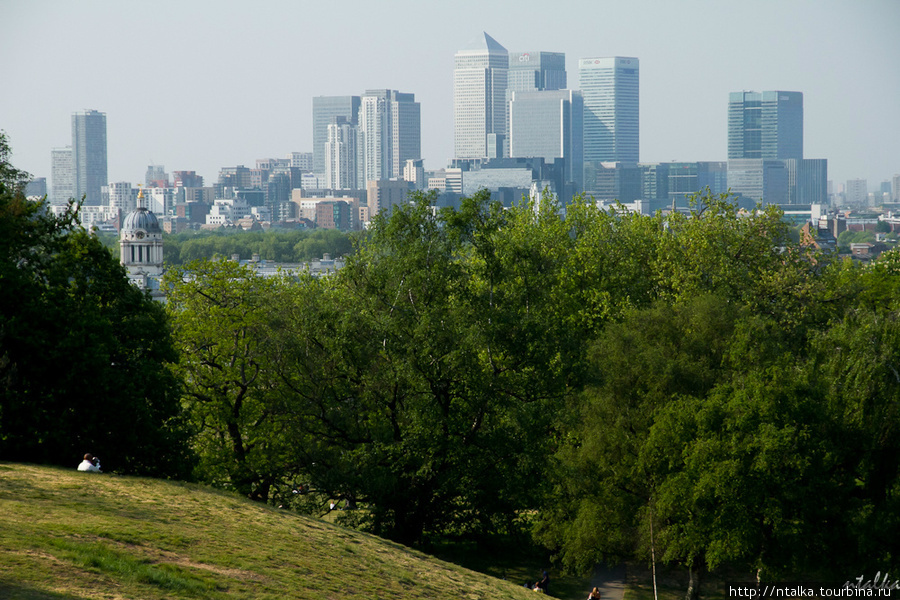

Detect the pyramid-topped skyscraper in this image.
[453,32,508,160]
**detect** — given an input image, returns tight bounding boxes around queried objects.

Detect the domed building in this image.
[120,187,165,299]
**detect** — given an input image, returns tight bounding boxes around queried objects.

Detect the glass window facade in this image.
[71,110,107,206]
[508,90,583,189]
[728,91,803,160]
[454,33,509,159]
[313,96,361,174]
[579,57,639,163]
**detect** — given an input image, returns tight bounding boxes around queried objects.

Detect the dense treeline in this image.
[3,132,900,594]
[162,228,356,265]
[163,191,900,590]
[98,228,355,265]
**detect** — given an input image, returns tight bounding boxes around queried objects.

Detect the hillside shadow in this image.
[0,582,84,600]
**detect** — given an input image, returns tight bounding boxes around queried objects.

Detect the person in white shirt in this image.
[77,453,101,472]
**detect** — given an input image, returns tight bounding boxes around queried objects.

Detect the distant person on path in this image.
[588,586,602,600]
[77,453,101,472]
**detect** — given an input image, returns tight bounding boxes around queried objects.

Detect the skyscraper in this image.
[728,91,803,160]
[505,51,567,159]
[50,146,74,205]
[579,57,639,163]
[508,51,566,93]
[312,96,361,174]
[324,117,361,190]
[71,109,107,205]
[454,32,508,159]
[508,89,583,190]
[358,89,421,182]
[726,91,824,204]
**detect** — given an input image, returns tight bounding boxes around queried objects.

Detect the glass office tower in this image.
[579,57,639,163]
[508,51,566,93]
[71,109,107,206]
[454,32,509,159]
[50,146,74,206]
[312,96,361,174]
[508,89,583,190]
[728,91,803,160]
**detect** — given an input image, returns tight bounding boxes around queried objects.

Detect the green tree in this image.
[534,296,737,576]
[269,191,585,544]
[0,132,191,477]
[164,259,300,500]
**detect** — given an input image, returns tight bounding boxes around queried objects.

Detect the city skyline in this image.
[1,0,898,188]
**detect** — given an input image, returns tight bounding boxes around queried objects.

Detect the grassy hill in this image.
[0,463,547,600]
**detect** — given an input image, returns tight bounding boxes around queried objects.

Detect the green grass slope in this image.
[0,463,541,600]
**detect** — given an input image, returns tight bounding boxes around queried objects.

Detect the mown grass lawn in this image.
[0,463,555,599]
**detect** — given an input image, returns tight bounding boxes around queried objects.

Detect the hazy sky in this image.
[2,0,898,190]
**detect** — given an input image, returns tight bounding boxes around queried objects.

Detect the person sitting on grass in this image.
[77,453,101,472]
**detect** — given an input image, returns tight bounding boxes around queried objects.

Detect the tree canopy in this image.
[0,132,192,477]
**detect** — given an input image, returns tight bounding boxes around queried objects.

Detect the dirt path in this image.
[585,563,626,600]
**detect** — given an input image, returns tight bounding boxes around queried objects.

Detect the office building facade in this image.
[71,109,108,205]
[667,162,728,202]
[727,159,790,204]
[505,50,566,159]
[579,57,639,163]
[312,96,361,174]
[726,91,827,204]
[785,159,827,205]
[845,179,868,205]
[508,89,583,191]
[454,32,509,159]
[50,146,74,205]
[359,89,421,182]
[508,51,566,93]
[728,91,803,160]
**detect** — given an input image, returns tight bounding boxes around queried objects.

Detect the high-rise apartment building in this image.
[579,57,639,163]
[50,146,74,205]
[71,109,107,205]
[508,89,583,190]
[325,117,361,190]
[367,179,410,219]
[454,32,509,160]
[728,91,803,160]
[106,181,138,213]
[359,89,421,182]
[312,96,361,174]
[145,165,168,187]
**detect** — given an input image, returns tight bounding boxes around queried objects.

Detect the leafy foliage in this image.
[164,260,298,501]
[163,228,355,265]
[535,195,900,588]
[0,132,191,477]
